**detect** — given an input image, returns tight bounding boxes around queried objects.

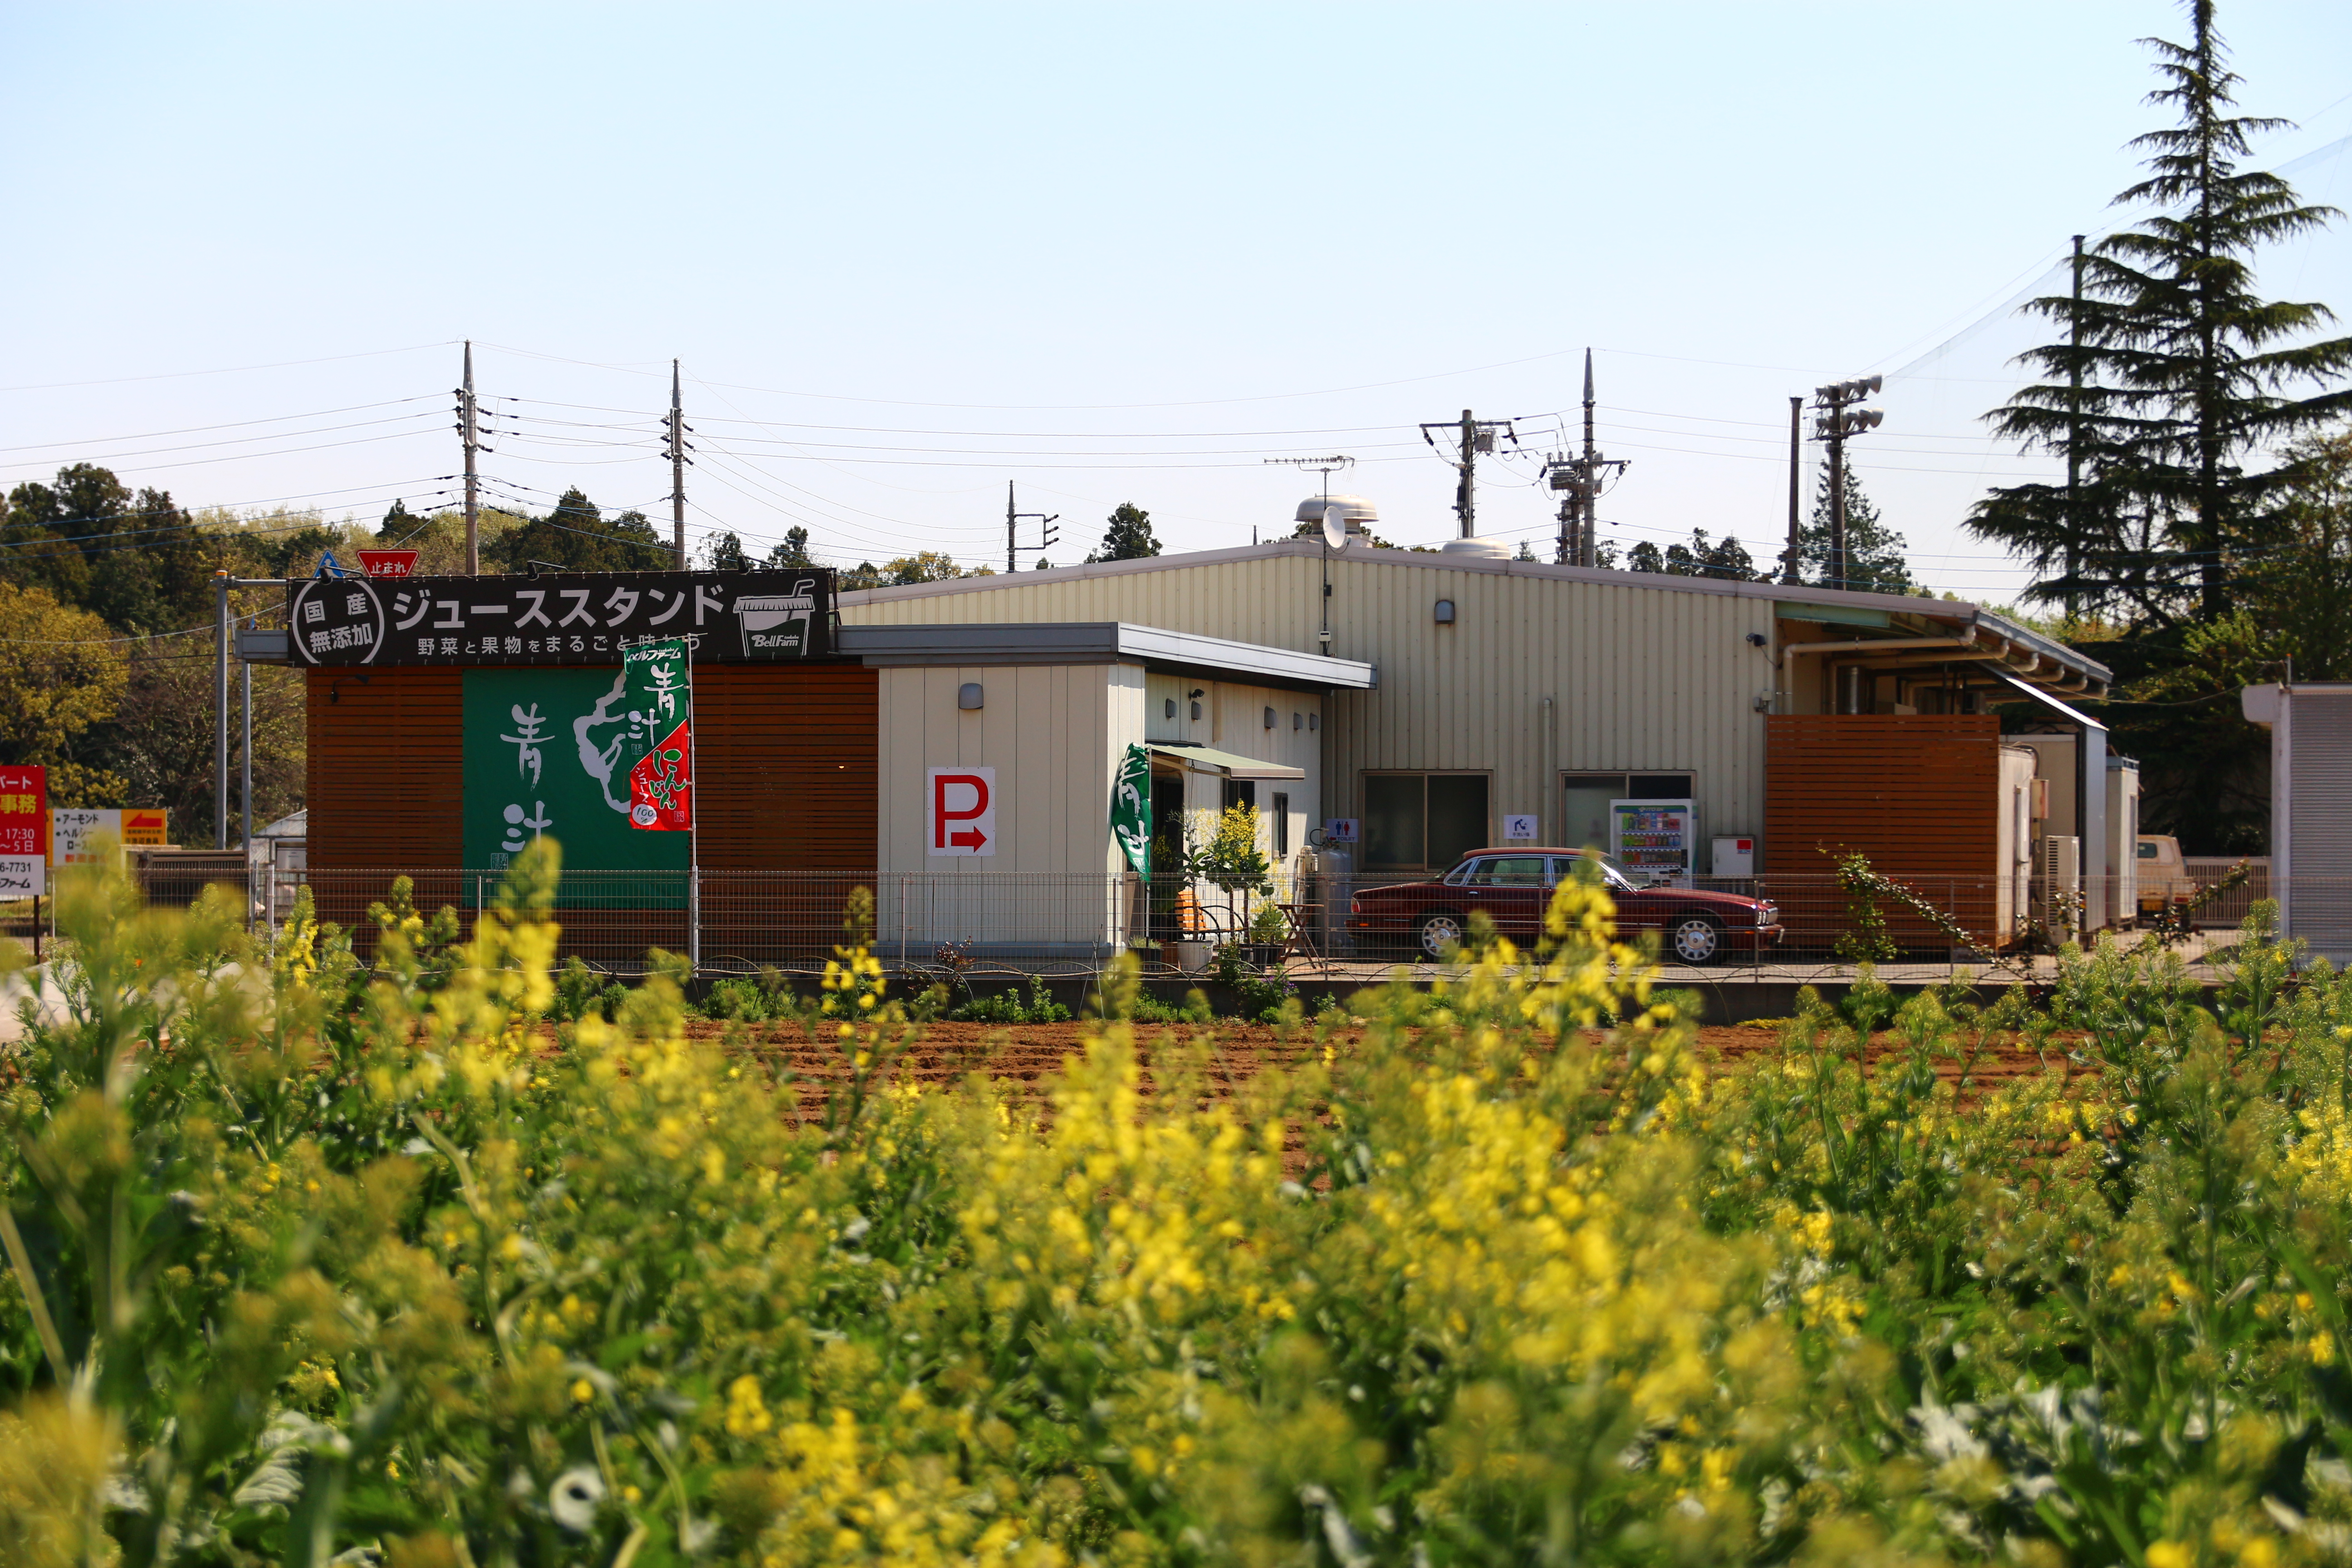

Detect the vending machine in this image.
[1609,799,1696,885]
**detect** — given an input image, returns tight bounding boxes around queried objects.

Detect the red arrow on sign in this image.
[931,770,994,854]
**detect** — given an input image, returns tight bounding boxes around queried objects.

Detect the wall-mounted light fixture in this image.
[1263,706,1276,729]
[958,682,984,710]
[1433,598,1456,624]
[1308,713,1320,731]
[1292,712,1302,730]
[1745,632,1769,648]
[1164,697,1176,720]
[1189,686,1204,721]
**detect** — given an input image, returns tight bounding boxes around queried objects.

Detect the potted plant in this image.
[1246,899,1290,970]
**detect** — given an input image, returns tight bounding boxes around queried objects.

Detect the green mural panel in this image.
[462,666,687,906]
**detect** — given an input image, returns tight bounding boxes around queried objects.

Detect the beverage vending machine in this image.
[1609,798,1696,885]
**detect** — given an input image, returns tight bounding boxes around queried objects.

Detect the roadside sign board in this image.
[122,808,168,845]
[1503,814,1539,840]
[356,549,420,578]
[51,808,125,866]
[0,765,44,896]
[284,569,835,668]
[927,767,996,856]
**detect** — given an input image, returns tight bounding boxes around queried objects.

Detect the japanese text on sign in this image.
[284,570,834,667]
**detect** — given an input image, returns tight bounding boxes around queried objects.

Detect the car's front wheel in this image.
[1417,911,1466,960]
[1669,916,1724,966]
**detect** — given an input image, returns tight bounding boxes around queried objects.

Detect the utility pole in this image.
[1004,481,1058,572]
[1783,396,1803,585]
[459,341,480,575]
[1810,376,1884,591]
[2066,233,2085,622]
[665,360,694,568]
[1420,409,1517,539]
[1540,353,1626,567]
[215,572,229,849]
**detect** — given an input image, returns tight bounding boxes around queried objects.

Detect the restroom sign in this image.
[927,767,996,856]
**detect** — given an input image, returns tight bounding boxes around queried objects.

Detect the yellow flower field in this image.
[3,842,2350,1567]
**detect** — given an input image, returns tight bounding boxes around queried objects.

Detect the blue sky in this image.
[4,2,2348,598]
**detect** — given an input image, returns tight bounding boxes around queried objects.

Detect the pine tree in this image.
[1967,0,2352,625]
[1087,503,1160,562]
[1802,455,1914,593]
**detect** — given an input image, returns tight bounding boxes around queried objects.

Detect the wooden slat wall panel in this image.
[1765,714,2002,949]
[1765,715,1999,877]
[695,664,878,871]
[308,664,879,873]
[307,668,465,867]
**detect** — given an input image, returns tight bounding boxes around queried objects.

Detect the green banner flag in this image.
[1110,743,1152,875]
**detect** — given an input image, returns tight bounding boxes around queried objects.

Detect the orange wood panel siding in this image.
[1766,715,2002,947]
[693,664,878,871]
[1765,714,1999,877]
[305,663,878,873]
[306,667,465,868]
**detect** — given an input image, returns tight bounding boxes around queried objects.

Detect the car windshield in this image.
[1574,853,1641,892]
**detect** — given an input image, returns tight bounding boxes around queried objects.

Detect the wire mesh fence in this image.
[3,855,2334,982]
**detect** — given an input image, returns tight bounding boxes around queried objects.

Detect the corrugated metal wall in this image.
[843,548,1777,859]
[2287,692,2352,960]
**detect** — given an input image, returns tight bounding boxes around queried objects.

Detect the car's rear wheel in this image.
[1669,916,1724,966]
[1417,911,1466,960]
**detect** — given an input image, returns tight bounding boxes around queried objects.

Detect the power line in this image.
[0,341,454,395]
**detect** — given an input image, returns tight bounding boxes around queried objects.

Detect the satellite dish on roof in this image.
[1321,503,1349,552]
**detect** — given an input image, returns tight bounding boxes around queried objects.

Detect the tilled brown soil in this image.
[683,1019,2072,1125]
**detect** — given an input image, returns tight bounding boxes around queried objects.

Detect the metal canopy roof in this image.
[837,621,1376,690]
[1147,742,1306,780]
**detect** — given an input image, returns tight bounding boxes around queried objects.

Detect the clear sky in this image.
[4,2,2348,600]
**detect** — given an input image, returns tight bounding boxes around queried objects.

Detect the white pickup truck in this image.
[2135,835,2195,916]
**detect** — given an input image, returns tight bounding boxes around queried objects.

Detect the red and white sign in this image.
[927,767,995,857]
[356,549,420,578]
[0,765,47,896]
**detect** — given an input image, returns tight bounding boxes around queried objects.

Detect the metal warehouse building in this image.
[281,529,2117,965]
[840,534,2117,925]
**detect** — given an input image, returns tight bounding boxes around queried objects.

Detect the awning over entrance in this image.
[1147,742,1305,780]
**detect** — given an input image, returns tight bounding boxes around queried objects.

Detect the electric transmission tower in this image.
[1540,351,1627,566]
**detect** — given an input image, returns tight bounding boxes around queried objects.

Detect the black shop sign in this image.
[284,569,835,666]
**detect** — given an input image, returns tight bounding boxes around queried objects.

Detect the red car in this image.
[1345,847,1783,965]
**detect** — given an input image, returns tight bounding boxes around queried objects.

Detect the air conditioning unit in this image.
[2043,833,2081,892]
[2042,834,2082,940]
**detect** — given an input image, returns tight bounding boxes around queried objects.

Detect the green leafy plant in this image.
[1827,848,1902,962]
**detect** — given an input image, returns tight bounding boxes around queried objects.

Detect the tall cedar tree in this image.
[1088,503,1161,562]
[1801,455,1915,593]
[1967,0,2352,625]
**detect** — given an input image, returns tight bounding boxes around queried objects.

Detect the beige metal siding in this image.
[845,547,1777,858]
[876,662,1136,877]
